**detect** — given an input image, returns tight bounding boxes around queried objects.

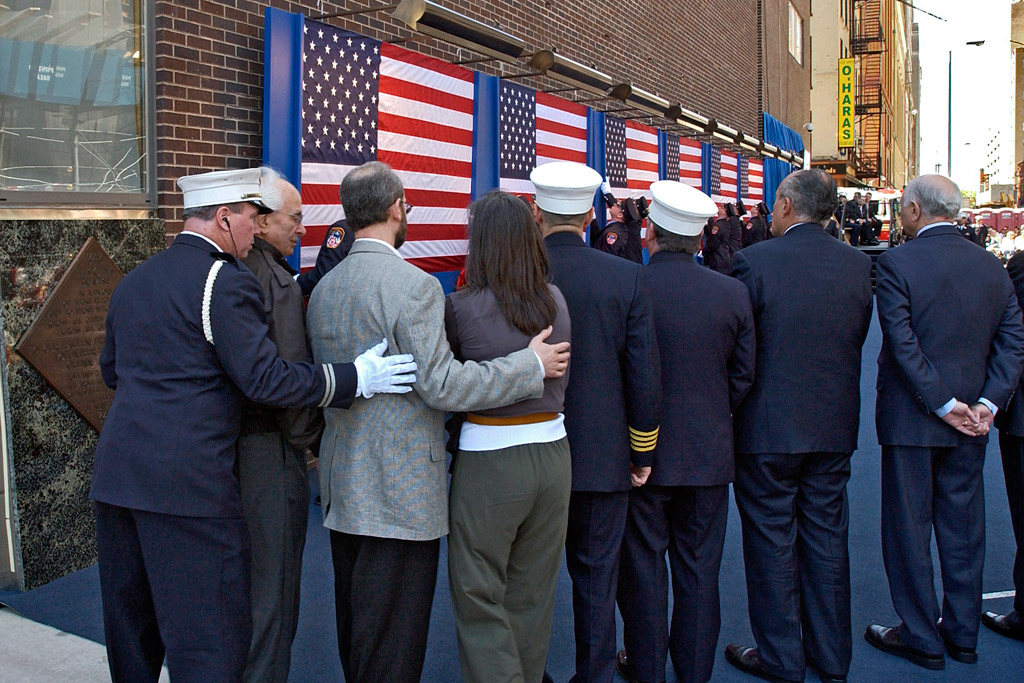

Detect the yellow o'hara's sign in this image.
[838,58,854,148]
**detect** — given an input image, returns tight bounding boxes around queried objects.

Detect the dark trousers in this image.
[565,489,629,683]
[329,530,439,683]
[998,431,1024,618]
[618,484,729,683]
[238,433,310,683]
[734,452,852,681]
[881,444,987,653]
[94,501,251,683]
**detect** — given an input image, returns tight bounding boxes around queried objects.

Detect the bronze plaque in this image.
[14,237,123,432]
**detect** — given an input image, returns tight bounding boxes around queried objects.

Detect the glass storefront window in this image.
[0,0,154,206]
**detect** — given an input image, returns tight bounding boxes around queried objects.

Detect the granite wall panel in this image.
[0,219,164,590]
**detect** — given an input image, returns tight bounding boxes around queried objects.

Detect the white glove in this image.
[601,180,613,196]
[353,338,417,398]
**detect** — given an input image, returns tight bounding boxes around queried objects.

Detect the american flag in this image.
[708,145,738,204]
[299,19,474,273]
[605,115,659,200]
[664,133,703,189]
[742,157,764,205]
[499,81,588,194]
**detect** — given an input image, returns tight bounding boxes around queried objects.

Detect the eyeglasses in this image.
[283,212,303,225]
[399,198,413,215]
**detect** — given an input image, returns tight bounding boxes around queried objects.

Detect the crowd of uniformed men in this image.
[88,154,1024,683]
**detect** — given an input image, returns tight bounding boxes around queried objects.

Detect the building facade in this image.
[810,0,916,188]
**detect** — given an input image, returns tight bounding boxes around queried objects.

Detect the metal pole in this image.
[948,50,952,178]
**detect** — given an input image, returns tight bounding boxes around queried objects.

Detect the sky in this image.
[915,0,1014,192]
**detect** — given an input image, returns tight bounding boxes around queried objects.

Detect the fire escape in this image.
[851,0,884,182]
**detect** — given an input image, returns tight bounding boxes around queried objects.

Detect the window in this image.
[0,0,155,207]
[788,2,804,66]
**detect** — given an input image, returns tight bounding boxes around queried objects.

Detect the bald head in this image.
[900,174,962,237]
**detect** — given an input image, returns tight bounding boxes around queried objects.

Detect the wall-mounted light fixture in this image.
[392,0,526,62]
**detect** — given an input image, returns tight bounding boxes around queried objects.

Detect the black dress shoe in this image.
[864,624,944,670]
[541,672,554,683]
[724,644,793,682]
[937,620,977,663]
[615,650,644,683]
[982,611,1024,642]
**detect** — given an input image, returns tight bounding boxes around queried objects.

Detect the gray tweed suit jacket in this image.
[306,239,543,540]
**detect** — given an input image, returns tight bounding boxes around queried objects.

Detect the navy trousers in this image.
[94,501,252,683]
[997,432,1024,619]
[566,489,629,683]
[734,452,852,681]
[329,531,439,683]
[617,484,729,683]
[881,444,987,654]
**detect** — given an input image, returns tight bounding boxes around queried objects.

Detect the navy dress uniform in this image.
[616,182,755,683]
[90,169,412,683]
[533,161,661,683]
[990,251,1024,642]
[728,172,873,682]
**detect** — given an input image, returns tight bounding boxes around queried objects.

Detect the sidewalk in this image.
[0,607,168,682]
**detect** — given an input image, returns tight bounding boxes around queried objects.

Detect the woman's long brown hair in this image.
[463,190,557,336]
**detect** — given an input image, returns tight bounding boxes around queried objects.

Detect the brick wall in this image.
[154,0,801,232]
[761,0,812,149]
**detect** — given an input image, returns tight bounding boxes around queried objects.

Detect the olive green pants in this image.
[448,437,572,683]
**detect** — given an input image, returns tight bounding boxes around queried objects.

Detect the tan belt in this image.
[465,412,558,426]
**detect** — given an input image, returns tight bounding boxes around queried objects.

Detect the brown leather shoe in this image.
[981,611,1024,642]
[864,624,944,670]
[723,644,794,682]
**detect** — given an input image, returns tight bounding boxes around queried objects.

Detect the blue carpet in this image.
[2,311,1022,681]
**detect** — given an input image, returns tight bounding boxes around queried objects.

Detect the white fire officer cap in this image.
[647,180,717,236]
[177,168,269,211]
[530,161,603,214]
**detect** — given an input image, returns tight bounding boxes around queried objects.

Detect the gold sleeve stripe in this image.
[631,442,657,453]
[630,434,658,446]
[628,426,659,438]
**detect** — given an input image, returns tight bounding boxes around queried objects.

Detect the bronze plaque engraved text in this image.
[15,237,123,432]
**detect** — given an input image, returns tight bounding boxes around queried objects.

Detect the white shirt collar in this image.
[180,230,222,252]
[916,221,951,236]
[356,236,402,257]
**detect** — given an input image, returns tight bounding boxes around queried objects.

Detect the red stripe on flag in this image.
[302,184,340,205]
[404,188,471,208]
[406,254,466,273]
[536,143,586,163]
[377,150,472,178]
[379,75,474,115]
[382,42,475,82]
[536,91,588,117]
[404,223,469,241]
[378,112,473,146]
[537,117,588,140]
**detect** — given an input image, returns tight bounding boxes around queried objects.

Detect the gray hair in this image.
[182,201,248,222]
[776,169,838,224]
[340,161,405,231]
[651,221,701,255]
[258,166,285,211]
[902,174,961,220]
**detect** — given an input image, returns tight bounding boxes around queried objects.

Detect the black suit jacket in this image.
[732,223,873,454]
[545,231,661,491]
[877,224,1024,446]
[645,252,755,486]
